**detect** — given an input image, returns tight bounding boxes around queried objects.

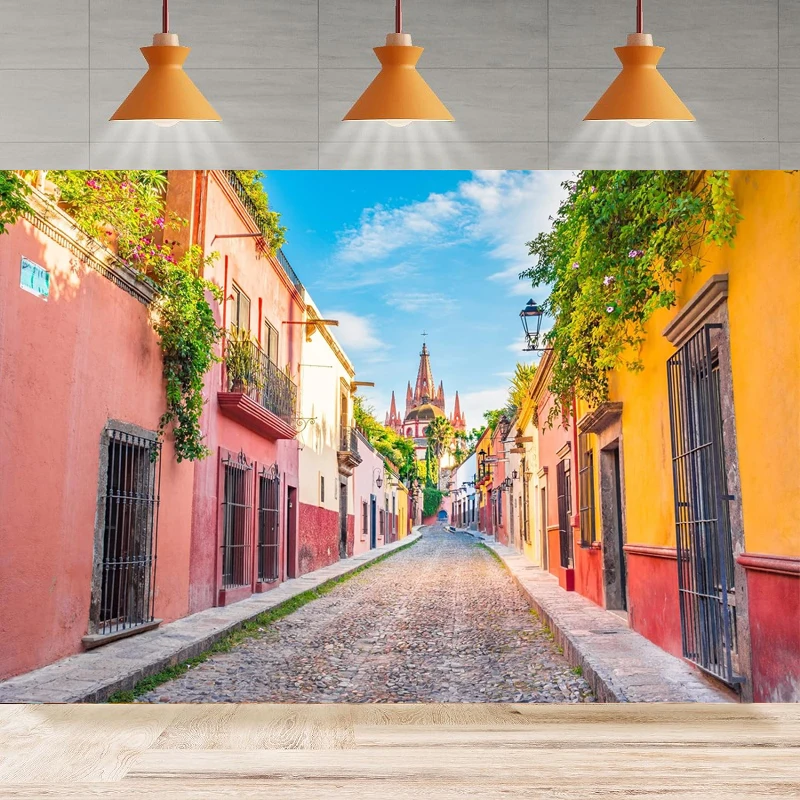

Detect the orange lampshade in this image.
[585,37,694,126]
[343,34,453,125]
[111,34,221,125]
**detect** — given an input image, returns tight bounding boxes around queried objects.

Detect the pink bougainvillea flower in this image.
[572,262,580,270]
[628,249,644,258]
[603,275,615,286]
[606,305,615,313]
[154,217,165,229]
[86,179,100,190]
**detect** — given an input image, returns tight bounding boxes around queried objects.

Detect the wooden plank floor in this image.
[0,704,798,798]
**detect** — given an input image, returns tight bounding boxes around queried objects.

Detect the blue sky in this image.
[261,171,571,430]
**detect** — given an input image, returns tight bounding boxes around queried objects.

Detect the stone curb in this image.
[0,531,423,704]
[458,529,731,704]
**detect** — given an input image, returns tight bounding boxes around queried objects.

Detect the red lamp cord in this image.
[636,0,643,33]
[163,0,170,33]
[395,0,402,33]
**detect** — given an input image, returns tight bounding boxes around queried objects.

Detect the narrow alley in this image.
[137,528,594,704]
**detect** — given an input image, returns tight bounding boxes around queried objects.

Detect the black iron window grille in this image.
[258,463,281,583]
[221,450,254,590]
[362,501,369,539]
[578,433,597,546]
[379,509,385,540]
[667,324,742,686]
[557,458,573,568]
[225,336,297,423]
[97,429,161,636]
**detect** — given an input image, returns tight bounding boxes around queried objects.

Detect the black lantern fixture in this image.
[502,477,513,490]
[520,298,551,352]
[373,466,383,489]
[512,469,518,480]
[499,413,511,438]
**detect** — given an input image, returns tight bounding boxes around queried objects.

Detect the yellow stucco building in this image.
[577,171,799,702]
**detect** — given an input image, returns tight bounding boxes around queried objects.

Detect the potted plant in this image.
[225,326,262,393]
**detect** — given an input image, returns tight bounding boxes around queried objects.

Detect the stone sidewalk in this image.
[469,532,733,703]
[0,532,421,703]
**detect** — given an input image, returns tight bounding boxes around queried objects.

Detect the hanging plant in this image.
[0,171,31,236]
[150,245,222,462]
[46,171,224,461]
[522,170,741,418]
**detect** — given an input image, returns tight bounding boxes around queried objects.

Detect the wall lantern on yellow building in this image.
[110,0,221,126]
[343,0,454,127]
[584,0,694,126]
[520,299,551,352]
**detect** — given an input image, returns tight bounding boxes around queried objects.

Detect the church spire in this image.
[386,390,401,432]
[450,390,466,431]
[414,342,435,406]
[436,381,445,411]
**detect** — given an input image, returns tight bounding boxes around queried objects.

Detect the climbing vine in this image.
[232,170,286,251]
[522,170,741,416]
[0,171,31,236]
[46,171,224,461]
[422,485,445,518]
[150,245,222,461]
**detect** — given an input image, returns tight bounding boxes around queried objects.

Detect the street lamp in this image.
[512,469,518,480]
[520,298,552,352]
[373,467,383,489]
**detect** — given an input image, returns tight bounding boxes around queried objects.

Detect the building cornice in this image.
[22,186,155,306]
[662,274,729,348]
[577,402,623,434]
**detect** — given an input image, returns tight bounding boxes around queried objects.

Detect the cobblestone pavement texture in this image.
[138,528,595,703]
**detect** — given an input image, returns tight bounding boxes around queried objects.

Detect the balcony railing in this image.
[225,338,297,423]
[339,426,359,456]
[221,171,304,293]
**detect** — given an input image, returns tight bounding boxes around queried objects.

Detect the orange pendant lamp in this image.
[110,0,221,127]
[343,0,453,127]
[584,0,694,126]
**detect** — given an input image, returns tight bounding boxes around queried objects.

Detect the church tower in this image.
[385,391,402,432]
[413,342,435,406]
[449,391,466,432]
[385,338,466,453]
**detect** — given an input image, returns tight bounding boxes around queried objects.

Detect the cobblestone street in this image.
[139,528,594,703]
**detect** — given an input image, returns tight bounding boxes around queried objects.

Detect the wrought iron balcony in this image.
[221,170,304,293]
[337,425,362,475]
[219,337,298,440]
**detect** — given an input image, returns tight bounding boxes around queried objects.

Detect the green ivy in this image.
[46,171,224,462]
[422,485,445,518]
[150,245,222,462]
[0,171,31,236]
[232,171,286,251]
[523,170,741,416]
[353,395,416,483]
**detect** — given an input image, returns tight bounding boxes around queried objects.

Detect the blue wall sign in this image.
[20,257,50,299]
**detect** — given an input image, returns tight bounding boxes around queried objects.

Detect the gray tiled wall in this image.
[0,0,797,168]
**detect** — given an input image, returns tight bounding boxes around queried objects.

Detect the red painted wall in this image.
[298,503,340,575]
[746,568,800,702]
[0,215,194,680]
[625,551,683,659]
[574,545,604,607]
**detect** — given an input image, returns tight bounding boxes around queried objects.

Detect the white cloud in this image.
[458,387,510,430]
[322,261,417,290]
[337,194,464,264]
[325,309,386,354]
[333,170,572,299]
[385,291,454,313]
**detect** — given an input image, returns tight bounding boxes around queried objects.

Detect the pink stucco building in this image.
[165,171,304,610]
[0,187,196,680]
